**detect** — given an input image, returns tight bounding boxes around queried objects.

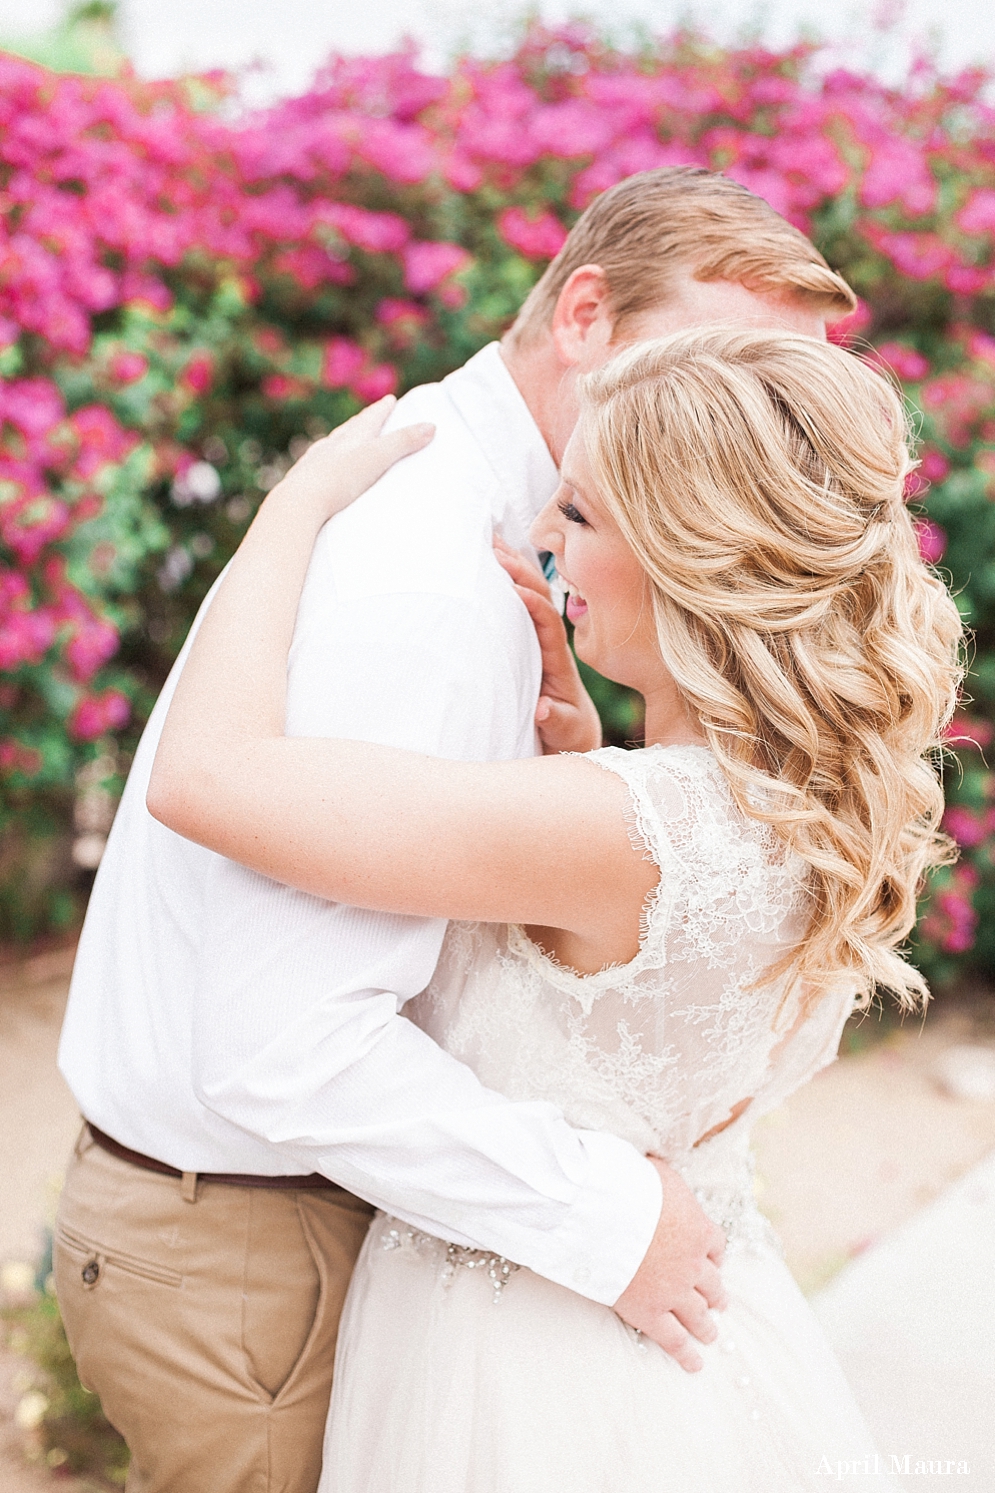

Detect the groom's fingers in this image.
[694,1257,729,1313]
[650,1312,704,1373]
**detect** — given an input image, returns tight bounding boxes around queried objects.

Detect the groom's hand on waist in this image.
[612,1157,728,1373]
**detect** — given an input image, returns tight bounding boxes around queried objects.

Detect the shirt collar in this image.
[441,341,559,553]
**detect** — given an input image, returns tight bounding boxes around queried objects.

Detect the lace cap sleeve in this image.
[582,744,697,886]
[502,745,690,1003]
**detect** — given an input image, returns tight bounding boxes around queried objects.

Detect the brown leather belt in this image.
[86,1123,340,1191]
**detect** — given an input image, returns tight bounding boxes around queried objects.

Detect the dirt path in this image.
[2,945,994,1486]
[0,944,82,1271]
[754,999,995,1291]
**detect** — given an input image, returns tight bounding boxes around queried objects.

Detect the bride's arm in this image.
[148,401,651,954]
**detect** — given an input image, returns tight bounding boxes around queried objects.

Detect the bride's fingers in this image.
[512,584,572,670]
[493,540,555,604]
[323,395,398,449]
[289,397,407,472]
[276,416,435,519]
[326,421,436,495]
[536,696,579,737]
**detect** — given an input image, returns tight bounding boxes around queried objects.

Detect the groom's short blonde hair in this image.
[508,167,856,343]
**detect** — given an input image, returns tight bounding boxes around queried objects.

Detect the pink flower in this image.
[0,607,56,668]
[322,337,366,388]
[919,373,992,447]
[497,207,568,260]
[65,617,119,682]
[957,189,995,236]
[967,330,995,368]
[826,300,872,347]
[261,373,309,401]
[182,352,215,396]
[860,138,936,217]
[272,245,353,289]
[529,101,615,159]
[920,866,980,955]
[121,273,173,313]
[0,569,29,611]
[68,405,137,479]
[440,152,484,192]
[0,495,72,566]
[915,518,947,564]
[0,378,66,439]
[375,298,429,336]
[571,137,703,208]
[943,805,987,848]
[70,688,130,742]
[109,351,148,384]
[725,166,793,221]
[874,342,929,381]
[402,241,471,295]
[325,203,410,254]
[0,738,42,777]
[945,264,990,296]
[350,363,398,403]
[945,714,994,750]
[919,448,950,484]
[353,120,435,184]
[865,229,953,282]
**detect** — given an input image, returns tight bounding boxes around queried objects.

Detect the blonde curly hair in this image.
[581,329,964,1012]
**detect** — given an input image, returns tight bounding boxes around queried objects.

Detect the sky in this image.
[1,0,995,103]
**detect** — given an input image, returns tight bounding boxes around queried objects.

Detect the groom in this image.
[55,167,855,1492]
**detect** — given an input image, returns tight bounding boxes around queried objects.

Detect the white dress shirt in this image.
[58,343,662,1306]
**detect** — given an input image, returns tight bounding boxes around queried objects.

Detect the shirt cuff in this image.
[518,1133,663,1306]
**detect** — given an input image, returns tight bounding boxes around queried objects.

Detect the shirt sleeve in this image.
[191,574,663,1307]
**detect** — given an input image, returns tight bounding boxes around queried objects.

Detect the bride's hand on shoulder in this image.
[494,536,602,756]
[267,395,434,526]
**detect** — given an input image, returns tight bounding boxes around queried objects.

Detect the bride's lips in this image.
[565,591,588,623]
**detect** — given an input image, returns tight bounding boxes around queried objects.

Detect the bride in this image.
[148,327,962,1491]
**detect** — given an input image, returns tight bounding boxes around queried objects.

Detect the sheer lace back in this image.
[410,744,856,1181]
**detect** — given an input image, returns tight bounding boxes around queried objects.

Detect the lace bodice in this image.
[409,744,856,1197]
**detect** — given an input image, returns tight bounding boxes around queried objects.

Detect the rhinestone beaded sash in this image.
[377,1185,779,1307]
[379,1218,521,1302]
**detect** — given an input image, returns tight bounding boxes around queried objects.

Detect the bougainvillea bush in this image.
[0,25,993,979]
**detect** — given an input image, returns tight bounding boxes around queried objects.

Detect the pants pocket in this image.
[56,1223,184,1290]
[241,1192,322,1403]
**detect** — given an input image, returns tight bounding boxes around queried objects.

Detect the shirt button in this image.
[81,1259,100,1286]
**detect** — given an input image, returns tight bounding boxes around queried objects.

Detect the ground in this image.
[2,941,994,1486]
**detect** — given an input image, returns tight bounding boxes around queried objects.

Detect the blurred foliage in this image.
[2,1242,127,1485]
[0,18,993,980]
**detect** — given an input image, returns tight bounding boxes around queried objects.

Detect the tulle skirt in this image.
[319,1214,897,1492]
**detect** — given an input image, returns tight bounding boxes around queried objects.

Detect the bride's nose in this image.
[529,494,564,557]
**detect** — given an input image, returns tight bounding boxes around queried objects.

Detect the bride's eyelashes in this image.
[558,498,589,526]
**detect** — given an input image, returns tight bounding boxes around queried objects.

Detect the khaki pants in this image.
[54,1127,374,1493]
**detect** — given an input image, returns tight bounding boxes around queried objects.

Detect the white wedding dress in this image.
[320,744,897,1491]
